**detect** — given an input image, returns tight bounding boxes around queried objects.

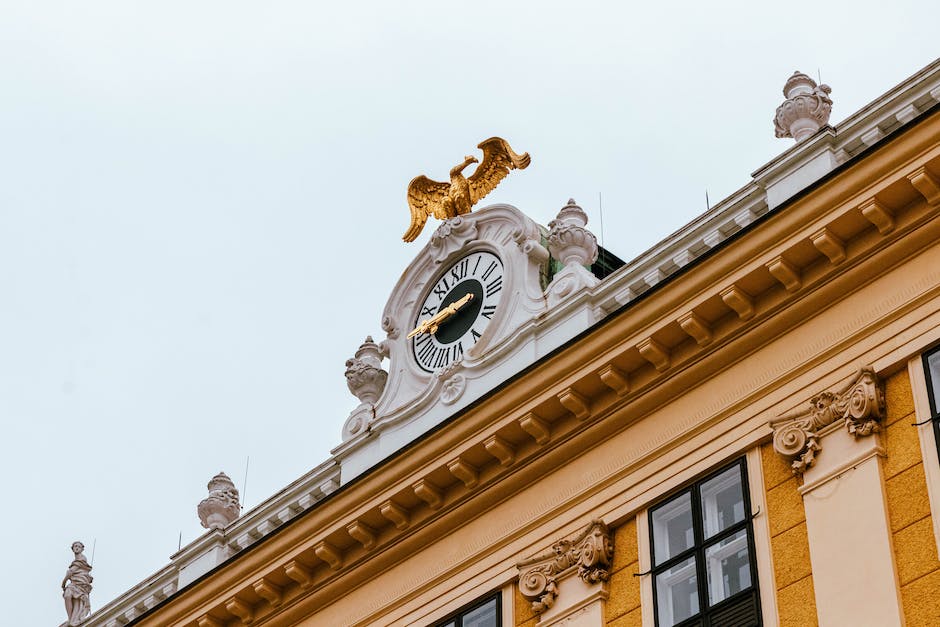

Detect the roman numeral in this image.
[472,256,482,276]
[485,277,502,298]
[434,347,450,368]
[421,305,436,316]
[481,261,498,281]
[454,341,464,359]
[481,305,496,319]
[433,278,449,300]
[450,259,469,283]
[418,340,435,362]
[470,329,482,343]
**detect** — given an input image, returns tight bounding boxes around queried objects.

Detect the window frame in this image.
[921,345,940,460]
[430,591,501,627]
[648,458,761,627]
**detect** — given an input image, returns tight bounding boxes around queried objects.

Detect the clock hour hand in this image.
[408,293,474,338]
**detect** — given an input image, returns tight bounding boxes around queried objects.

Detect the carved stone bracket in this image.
[430,217,478,263]
[516,520,613,614]
[770,368,885,475]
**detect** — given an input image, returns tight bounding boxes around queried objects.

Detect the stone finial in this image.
[197,472,241,530]
[342,336,388,440]
[545,199,599,307]
[774,71,833,142]
[61,541,93,626]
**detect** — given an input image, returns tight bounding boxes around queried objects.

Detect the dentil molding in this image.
[516,520,613,613]
[770,368,885,475]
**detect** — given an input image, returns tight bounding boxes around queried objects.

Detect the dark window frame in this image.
[922,345,940,461]
[430,591,501,627]
[648,458,762,627]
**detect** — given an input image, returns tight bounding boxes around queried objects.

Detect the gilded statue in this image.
[61,541,93,626]
[403,137,530,242]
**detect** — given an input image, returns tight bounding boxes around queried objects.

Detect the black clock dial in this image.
[412,251,504,372]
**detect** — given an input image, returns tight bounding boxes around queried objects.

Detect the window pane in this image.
[704,529,752,605]
[651,491,694,564]
[699,465,745,539]
[927,350,940,413]
[655,555,699,627]
[462,598,497,627]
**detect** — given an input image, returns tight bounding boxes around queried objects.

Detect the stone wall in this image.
[883,369,940,624]
[761,442,818,627]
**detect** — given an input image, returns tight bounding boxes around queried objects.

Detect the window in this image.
[649,459,760,627]
[922,346,940,458]
[431,592,500,627]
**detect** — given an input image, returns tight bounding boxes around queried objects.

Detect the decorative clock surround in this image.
[335,204,551,470]
[769,368,885,474]
[516,520,613,614]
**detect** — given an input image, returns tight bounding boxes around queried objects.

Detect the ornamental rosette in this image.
[197,472,241,530]
[774,71,833,142]
[516,520,613,614]
[770,368,884,475]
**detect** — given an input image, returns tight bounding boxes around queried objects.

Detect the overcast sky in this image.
[2,2,938,625]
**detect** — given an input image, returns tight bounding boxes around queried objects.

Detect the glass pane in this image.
[699,465,745,539]
[462,597,497,627]
[927,350,940,414]
[651,491,694,564]
[705,529,752,605]
[655,556,699,627]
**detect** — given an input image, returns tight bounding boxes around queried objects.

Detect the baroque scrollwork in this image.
[516,520,613,613]
[770,368,885,475]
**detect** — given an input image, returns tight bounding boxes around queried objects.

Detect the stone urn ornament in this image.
[342,336,388,440]
[774,71,833,142]
[197,472,241,530]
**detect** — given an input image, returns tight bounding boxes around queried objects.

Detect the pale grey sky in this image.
[1,2,937,625]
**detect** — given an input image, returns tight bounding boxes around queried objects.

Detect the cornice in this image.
[123,106,940,627]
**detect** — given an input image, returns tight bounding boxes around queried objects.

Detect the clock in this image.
[411,250,504,372]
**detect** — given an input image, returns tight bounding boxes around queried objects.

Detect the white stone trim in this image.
[907,355,940,554]
[635,508,654,627]
[745,447,779,627]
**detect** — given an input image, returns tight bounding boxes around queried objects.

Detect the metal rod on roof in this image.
[241,456,250,510]
[90,538,97,567]
[598,192,605,251]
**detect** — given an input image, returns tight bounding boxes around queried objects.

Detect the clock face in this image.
[412,250,504,372]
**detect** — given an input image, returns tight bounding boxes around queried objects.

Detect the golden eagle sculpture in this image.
[403,137,531,242]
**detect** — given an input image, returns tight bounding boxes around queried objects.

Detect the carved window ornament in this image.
[516,519,613,614]
[770,368,885,475]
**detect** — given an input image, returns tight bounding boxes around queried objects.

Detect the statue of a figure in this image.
[61,541,93,626]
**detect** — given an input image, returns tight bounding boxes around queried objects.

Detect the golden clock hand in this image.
[407,293,474,338]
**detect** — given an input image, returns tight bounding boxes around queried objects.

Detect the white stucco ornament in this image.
[545,199,599,307]
[342,336,389,439]
[197,472,241,530]
[774,71,833,142]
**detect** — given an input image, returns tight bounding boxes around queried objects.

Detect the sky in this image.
[1,2,938,625]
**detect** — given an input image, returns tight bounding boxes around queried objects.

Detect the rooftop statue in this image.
[774,70,833,142]
[403,137,530,242]
[61,541,93,627]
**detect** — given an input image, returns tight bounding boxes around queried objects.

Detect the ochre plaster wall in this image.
[760,443,818,627]
[883,369,940,625]
[513,518,641,627]
[605,518,640,627]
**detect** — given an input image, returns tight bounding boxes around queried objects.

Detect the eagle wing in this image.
[468,137,531,205]
[404,175,450,242]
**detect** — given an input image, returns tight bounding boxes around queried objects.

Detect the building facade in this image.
[82,59,940,627]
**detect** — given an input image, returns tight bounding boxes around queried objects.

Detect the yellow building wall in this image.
[883,369,940,625]
[605,518,641,627]
[513,518,641,627]
[761,442,818,627]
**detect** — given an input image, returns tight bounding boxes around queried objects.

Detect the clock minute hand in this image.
[407,293,474,338]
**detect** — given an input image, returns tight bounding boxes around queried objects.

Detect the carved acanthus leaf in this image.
[516,520,613,614]
[770,368,885,475]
